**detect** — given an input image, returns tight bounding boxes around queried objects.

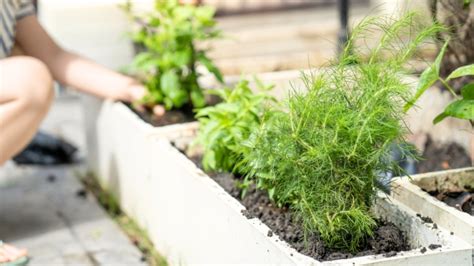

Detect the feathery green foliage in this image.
[195,79,275,172]
[123,0,222,110]
[240,13,443,251]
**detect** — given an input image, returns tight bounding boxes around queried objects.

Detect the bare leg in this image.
[0,56,54,165]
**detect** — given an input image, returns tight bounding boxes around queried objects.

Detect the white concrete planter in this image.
[85,99,197,224]
[392,168,474,252]
[87,102,471,265]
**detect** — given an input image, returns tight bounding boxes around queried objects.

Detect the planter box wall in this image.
[86,102,471,265]
[83,68,473,264]
[392,168,474,253]
[146,125,471,265]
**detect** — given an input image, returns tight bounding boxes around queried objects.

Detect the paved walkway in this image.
[0,94,146,265]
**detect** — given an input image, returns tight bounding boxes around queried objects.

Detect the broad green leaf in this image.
[203,148,216,170]
[131,52,154,70]
[173,6,193,21]
[149,17,160,27]
[433,112,448,124]
[163,97,173,110]
[197,52,223,83]
[404,40,449,112]
[160,70,180,96]
[461,83,474,100]
[446,64,474,81]
[150,90,163,103]
[214,103,240,113]
[195,6,216,25]
[191,89,206,108]
[161,70,188,107]
[173,49,191,66]
[169,88,188,107]
[433,99,474,124]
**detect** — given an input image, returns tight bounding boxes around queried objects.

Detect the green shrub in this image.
[195,79,275,173]
[123,0,223,110]
[240,13,444,251]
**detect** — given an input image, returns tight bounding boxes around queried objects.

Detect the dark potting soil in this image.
[417,137,473,216]
[188,155,410,261]
[124,102,195,127]
[417,137,471,174]
[428,190,473,215]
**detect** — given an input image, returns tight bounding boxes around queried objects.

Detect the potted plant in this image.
[85,0,222,202]
[123,0,223,116]
[85,7,472,264]
[136,13,471,264]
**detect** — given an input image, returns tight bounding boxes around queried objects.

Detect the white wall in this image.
[38,0,154,70]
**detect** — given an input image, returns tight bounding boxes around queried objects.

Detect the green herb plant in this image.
[239,13,444,252]
[123,0,223,110]
[405,41,474,125]
[195,79,275,173]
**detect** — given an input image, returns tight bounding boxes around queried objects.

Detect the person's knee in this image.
[14,56,54,112]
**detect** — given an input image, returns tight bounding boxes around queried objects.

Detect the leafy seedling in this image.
[123,0,223,110]
[195,78,275,173]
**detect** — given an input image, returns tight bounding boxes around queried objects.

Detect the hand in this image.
[122,82,165,117]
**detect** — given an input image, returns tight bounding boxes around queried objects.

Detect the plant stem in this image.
[439,77,458,98]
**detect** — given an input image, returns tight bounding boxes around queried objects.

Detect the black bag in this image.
[13,131,78,165]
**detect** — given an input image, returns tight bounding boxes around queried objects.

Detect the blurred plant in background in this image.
[122,0,223,110]
[429,0,473,92]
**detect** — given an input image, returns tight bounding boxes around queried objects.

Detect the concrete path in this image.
[0,94,147,265]
[0,163,146,265]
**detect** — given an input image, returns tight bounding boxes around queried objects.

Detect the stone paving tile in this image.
[0,164,146,265]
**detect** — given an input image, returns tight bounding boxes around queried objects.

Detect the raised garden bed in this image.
[149,122,471,265]
[392,168,474,256]
[85,103,471,265]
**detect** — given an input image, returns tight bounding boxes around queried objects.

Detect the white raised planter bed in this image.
[392,168,474,256]
[86,101,471,265]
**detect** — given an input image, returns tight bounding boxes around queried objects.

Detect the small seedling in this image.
[195,79,275,173]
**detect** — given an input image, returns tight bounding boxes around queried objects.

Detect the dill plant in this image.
[240,13,445,251]
[195,79,275,172]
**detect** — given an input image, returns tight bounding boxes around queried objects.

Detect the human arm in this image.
[14,15,146,102]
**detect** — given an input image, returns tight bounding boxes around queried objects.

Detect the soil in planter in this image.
[417,137,471,174]
[428,190,473,215]
[417,137,473,216]
[187,154,410,261]
[125,102,195,127]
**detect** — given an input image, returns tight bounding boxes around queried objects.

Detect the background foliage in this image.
[123,0,223,110]
[429,0,473,92]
